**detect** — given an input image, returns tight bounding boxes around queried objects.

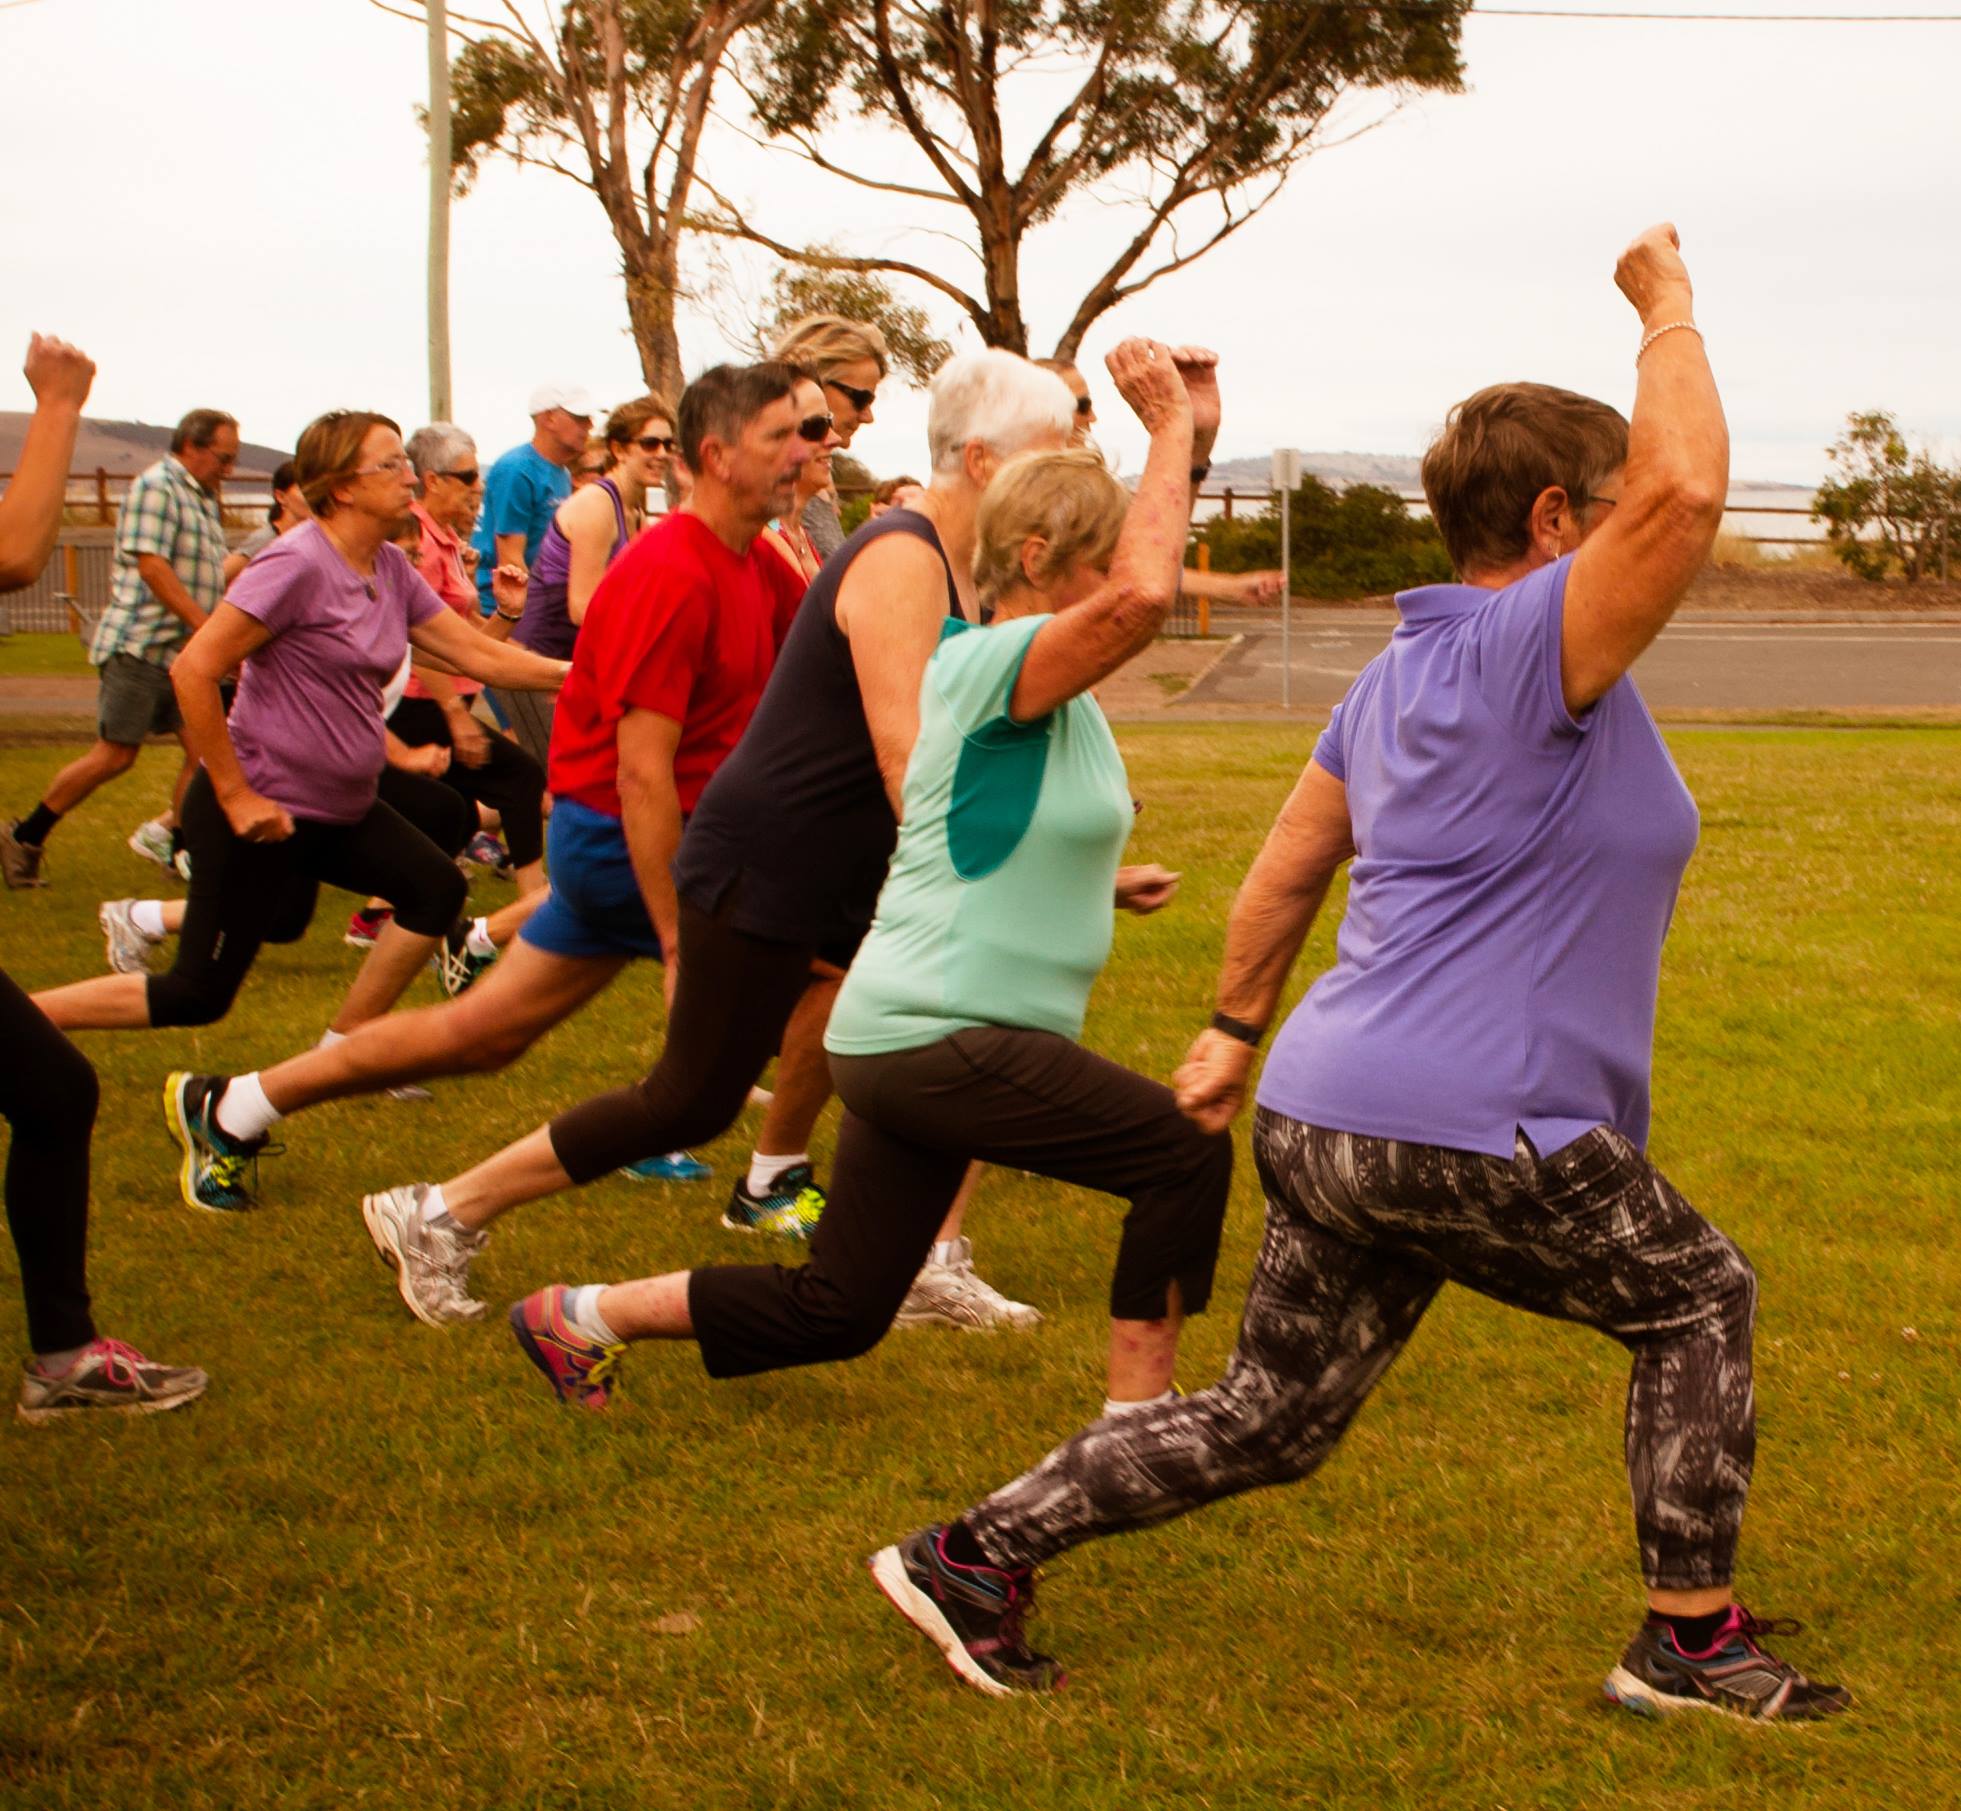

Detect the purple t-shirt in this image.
[1256,555,1700,1158]
[224,521,445,824]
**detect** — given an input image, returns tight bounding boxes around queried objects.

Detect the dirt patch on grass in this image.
[1094,636,1237,714]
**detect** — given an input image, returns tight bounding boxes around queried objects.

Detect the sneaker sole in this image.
[361,1193,475,1328]
[162,1073,244,1214]
[866,1546,1015,1699]
[125,828,175,868]
[719,1210,811,1239]
[17,1376,209,1425]
[1603,1664,1785,1724]
[893,1304,1044,1331]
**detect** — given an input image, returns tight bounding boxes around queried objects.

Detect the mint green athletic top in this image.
[824,614,1134,1055]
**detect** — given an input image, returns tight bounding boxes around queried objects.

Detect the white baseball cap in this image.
[528,383,594,418]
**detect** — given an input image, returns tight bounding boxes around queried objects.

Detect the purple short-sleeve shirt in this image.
[223,521,445,824]
[1256,555,1700,1158]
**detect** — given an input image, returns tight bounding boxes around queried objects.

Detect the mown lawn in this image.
[0,725,1955,1810]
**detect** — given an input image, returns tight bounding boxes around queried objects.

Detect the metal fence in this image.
[0,532,118,634]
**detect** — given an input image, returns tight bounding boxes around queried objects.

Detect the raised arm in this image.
[1173,758,1355,1133]
[1007,340,1210,723]
[1560,224,1728,711]
[0,334,94,590]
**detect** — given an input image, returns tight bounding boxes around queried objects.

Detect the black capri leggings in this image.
[686,1027,1233,1380]
[390,696,546,868]
[146,769,468,1029]
[1,967,99,1354]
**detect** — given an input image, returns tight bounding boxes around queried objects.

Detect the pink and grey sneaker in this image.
[1605,1606,1851,1722]
[17,1338,208,1424]
[868,1525,1065,1696]
[509,1286,622,1411]
[344,905,394,949]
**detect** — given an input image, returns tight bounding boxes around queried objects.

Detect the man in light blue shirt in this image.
[471,383,589,615]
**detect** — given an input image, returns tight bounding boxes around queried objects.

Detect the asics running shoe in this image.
[722,1163,825,1239]
[895,1236,1042,1331]
[126,817,176,869]
[17,1338,209,1424]
[509,1285,622,1410]
[1604,1607,1851,1722]
[438,923,495,996]
[99,898,162,974]
[620,1151,711,1182]
[868,1526,1065,1696]
[344,905,394,948]
[164,1073,273,1212]
[361,1183,488,1325]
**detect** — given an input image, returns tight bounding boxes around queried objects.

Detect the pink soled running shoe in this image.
[509,1286,622,1411]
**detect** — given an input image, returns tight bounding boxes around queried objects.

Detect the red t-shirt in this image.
[548,510,806,817]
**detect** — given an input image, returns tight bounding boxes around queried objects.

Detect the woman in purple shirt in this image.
[870,227,1849,1722]
[31,411,567,1209]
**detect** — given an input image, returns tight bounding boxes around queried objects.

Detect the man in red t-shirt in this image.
[177,365,817,1323]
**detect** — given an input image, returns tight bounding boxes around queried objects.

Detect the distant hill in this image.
[1197,451,1810,497]
[0,414,289,480]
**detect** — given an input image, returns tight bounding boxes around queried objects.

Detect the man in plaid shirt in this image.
[2,408,239,888]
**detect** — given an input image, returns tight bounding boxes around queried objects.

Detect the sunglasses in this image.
[1074,394,1094,417]
[634,435,677,453]
[826,380,875,414]
[797,412,835,443]
[441,467,481,486]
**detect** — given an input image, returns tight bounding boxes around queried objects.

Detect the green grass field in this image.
[0,725,1955,1809]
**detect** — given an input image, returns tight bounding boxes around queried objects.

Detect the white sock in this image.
[746,1151,807,1196]
[1102,1387,1176,1419]
[418,1184,452,1224]
[32,1342,91,1375]
[929,1237,969,1269]
[567,1283,622,1346]
[465,917,496,959]
[130,899,167,940]
[317,1027,347,1049]
[214,1073,280,1142]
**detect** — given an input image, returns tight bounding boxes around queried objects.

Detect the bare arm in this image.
[493,531,527,577]
[1009,341,1208,722]
[1173,759,1355,1133]
[562,488,616,627]
[616,707,685,961]
[0,335,93,590]
[170,602,292,841]
[1560,224,1728,712]
[221,549,252,588]
[838,534,965,817]
[135,552,209,633]
[409,590,567,693]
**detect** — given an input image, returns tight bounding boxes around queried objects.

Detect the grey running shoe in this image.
[126,817,175,868]
[99,898,161,974]
[1604,1608,1851,1722]
[868,1526,1065,1696]
[385,1083,435,1103]
[17,1338,208,1424]
[1,819,47,889]
[895,1237,1043,1331]
[361,1183,488,1325]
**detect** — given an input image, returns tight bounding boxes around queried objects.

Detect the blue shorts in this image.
[519,798,666,962]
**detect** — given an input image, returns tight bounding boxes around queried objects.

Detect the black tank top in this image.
[672,509,960,958]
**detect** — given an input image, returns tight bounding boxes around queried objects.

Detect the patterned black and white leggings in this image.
[966,1111,1757,1593]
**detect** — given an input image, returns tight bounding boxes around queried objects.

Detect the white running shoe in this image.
[361,1184,488,1325]
[895,1237,1043,1331]
[127,817,175,869]
[99,898,162,975]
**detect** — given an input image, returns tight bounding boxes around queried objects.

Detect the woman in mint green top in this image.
[536,340,1238,1422]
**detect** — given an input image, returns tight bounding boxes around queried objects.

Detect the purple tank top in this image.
[515,478,629,659]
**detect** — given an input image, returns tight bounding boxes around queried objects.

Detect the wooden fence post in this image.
[95,468,110,525]
[62,544,79,597]
[1194,543,1211,637]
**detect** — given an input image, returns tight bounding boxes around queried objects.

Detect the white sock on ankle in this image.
[1101,1387,1176,1420]
[214,1074,280,1143]
[465,917,496,959]
[929,1237,968,1270]
[567,1283,622,1345]
[746,1151,807,1196]
[130,899,167,940]
[419,1184,451,1224]
[317,1027,347,1049]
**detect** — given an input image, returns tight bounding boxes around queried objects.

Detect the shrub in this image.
[1194,477,1454,597]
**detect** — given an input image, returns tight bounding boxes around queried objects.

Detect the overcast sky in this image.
[5,0,1957,487]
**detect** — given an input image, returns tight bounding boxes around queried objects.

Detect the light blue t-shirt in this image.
[825,614,1134,1055]
[1256,555,1700,1158]
[472,442,571,612]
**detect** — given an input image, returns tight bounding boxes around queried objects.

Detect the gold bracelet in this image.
[1637,320,1700,365]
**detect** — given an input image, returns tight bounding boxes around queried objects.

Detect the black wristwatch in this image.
[1209,1010,1264,1047]
[1190,462,1211,486]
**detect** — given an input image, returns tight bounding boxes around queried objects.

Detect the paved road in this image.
[1182,609,1961,715]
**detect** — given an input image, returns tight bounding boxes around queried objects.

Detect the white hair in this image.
[405,422,476,482]
[926,350,1075,478]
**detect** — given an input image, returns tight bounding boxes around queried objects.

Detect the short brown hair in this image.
[973,447,1128,614]
[171,408,237,454]
[1421,382,1628,576]
[873,474,921,504]
[603,394,674,453]
[294,410,401,518]
[677,363,798,472]
[768,313,889,382]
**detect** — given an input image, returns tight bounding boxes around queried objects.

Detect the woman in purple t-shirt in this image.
[870,227,1848,1722]
[32,411,567,1208]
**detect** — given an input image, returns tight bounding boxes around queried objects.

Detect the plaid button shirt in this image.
[93,455,229,667]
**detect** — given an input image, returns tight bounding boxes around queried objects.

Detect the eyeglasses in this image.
[440,467,481,486]
[354,457,413,478]
[634,435,677,453]
[1074,395,1094,417]
[825,380,875,414]
[797,412,835,443]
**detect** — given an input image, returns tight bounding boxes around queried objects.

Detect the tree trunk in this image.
[620,239,686,402]
[977,213,1027,353]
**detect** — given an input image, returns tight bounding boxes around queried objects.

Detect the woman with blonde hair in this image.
[768,312,887,560]
[504,341,1232,1443]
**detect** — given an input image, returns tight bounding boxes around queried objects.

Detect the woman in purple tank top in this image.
[502,396,675,764]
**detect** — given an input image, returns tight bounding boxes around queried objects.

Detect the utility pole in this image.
[426,0,453,422]
[1272,448,1300,712]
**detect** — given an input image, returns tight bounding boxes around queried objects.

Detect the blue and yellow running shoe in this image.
[164,1073,273,1213]
[722,1163,826,1239]
[509,1286,622,1411]
[620,1151,712,1183]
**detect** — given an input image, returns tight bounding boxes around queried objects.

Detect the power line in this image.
[1282,2,1961,18]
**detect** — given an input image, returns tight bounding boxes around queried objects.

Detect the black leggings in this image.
[685,1027,1232,1379]
[547,889,817,1181]
[966,1116,1757,1594]
[146,769,468,1029]
[388,696,546,868]
[0,968,98,1354]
